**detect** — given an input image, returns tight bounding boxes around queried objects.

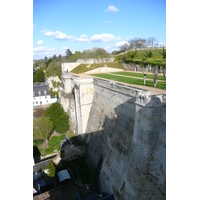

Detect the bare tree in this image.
[162,66,166,80]
[119,43,130,52]
[146,37,157,47]
[142,64,147,85]
[128,38,146,49]
[152,65,158,87]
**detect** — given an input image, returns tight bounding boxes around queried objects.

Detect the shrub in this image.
[148,51,153,57]
[48,135,66,149]
[34,139,44,146]
[45,148,55,155]
[42,160,56,177]
[33,69,45,82]
[44,102,70,134]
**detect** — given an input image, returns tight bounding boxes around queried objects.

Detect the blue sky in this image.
[33,0,166,60]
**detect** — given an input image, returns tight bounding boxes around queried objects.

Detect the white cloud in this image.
[37,40,43,45]
[41,30,73,40]
[115,41,130,47]
[105,5,119,12]
[90,33,121,42]
[33,46,55,56]
[104,41,130,53]
[124,35,132,41]
[75,34,90,42]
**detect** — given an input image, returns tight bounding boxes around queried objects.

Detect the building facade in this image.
[33,83,57,106]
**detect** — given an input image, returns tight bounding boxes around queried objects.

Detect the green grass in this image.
[39,148,44,154]
[114,49,166,66]
[91,73,166,90]
[48,135,66,149]
[45,148,55,155]
[37,135,66,156]
[112,71,166,81]
[71,64,89,74]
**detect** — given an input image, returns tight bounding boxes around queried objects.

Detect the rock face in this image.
[61,74,166,200]
[62,144,86,161]
[84,81,166,200]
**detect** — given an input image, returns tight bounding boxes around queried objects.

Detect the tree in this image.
[53,55,57,61]
[152,65,158,87]
[33,117,54,148]
[119,43,129,52]
[146,37,157,47]
[33,69,45,82]
[128,38,146,48]
[44,102,69,134]
[65,49,72,58]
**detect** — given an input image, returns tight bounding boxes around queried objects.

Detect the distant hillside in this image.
[33,47,111,78]
[114,48,166,67]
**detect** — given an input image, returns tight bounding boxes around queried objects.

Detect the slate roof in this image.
[33,84,50,97]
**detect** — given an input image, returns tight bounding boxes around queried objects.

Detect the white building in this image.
[33,82,57,107]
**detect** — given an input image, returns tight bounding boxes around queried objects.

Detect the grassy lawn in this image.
[36,134,66,156]
[112,71,166,81]
[91,73,166,90]
[71,64,89,74]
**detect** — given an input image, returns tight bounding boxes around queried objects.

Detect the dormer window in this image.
[33,92,35,97]
[38,91,41,96]
[44,91,47,95]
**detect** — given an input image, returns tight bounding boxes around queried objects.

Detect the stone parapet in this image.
[93,78,150,97]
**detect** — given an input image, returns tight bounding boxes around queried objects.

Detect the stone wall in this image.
[61,74,166,200]
[84,80,166,200]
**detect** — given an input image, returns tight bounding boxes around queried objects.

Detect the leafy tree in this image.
[65,49,72,58]
[44,102,69,134]
[45,57,53,68]
[33,117,54,148]
[33,69,45,82]
[163,47,166,59]
[53,55,57,61]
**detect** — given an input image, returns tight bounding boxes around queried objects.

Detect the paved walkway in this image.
[70,72,166,95]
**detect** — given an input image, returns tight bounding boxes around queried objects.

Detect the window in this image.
[46,100,48,103]
[44,91,47,95]
[36,101,38,104]
[45,96,47,99]
[33,92,35,97]
[38,91,41,96]
[33,102,34,105]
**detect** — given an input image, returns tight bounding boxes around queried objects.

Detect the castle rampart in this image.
[60,73,166,200]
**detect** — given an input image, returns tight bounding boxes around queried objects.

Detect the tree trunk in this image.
[44,138,48,149]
